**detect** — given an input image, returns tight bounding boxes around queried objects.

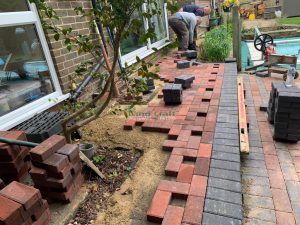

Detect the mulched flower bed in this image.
[69,147,143,225]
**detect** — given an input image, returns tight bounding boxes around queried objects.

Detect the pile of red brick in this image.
[0,181,50,225]
[29,135,83,203]
[0,131,31,184]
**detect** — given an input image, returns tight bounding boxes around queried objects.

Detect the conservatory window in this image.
[0,1,67,130]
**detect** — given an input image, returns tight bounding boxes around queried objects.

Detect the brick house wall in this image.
[44,0,111,98]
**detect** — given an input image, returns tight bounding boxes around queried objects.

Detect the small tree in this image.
[29,0,172,143]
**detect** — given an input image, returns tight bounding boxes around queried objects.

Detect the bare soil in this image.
[69,107,169,225]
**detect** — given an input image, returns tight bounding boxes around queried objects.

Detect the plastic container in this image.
[286,66,296,87]
[79,143,95,159]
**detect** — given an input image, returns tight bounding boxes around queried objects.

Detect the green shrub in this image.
[201,25,232,62]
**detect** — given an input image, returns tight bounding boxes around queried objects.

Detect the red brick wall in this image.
[44,0,111,97]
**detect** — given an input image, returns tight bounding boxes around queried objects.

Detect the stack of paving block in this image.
[0,131,31,184]
[0,181,50,225]
[162,83,183,104]
[134,77,155,94]
[175,75,195,89]
[29,135,83,203]
[268,81,300,141]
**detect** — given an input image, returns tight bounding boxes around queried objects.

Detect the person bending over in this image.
[168,12,201,51]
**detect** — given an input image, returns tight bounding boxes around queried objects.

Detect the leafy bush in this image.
[201,25,232,62]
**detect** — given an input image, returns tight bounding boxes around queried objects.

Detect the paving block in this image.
[157,180,190,199]
[162,205,184,225]
[0,181,41,211]
[189,175,207,197]
[194,157,210,176]
[165,155,183,176]
[185,50,197,59]
[0,195,25,225]
[206,186,242,205]
[182,196,204,225]
[212,151,240,163]
[204,199,243,220]
[208,177,241,193]
[176,164,194,183]
[41,153,69,173]
[147,190,172,223]
[171,148,197,160]
[213,138,239,147]
[177,60,190,69]
[213,144,240,154]
[197,143,212,158]
[56,144,79,162]
[202,213,242,225]
[30,135,66,162]
[209,168,241,182]
[210,159,240,171]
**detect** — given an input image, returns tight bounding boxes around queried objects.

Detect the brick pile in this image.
[29,135,83,203]
[268,81,300,141]
[0,181,50,225]
[0,131,31,184]
[124,55,242,224]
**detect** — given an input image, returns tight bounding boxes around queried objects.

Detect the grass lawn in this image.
[280,17,300,25]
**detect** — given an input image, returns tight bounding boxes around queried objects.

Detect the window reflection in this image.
[149,0,167,43]
[0,25,54,116]
[0,1,29,12]
[120,9,147,56]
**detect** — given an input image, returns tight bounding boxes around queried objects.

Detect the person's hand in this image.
[178,7,183,12]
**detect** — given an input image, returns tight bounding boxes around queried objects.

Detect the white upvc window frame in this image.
[120,2,170,67]
[0,2,69,130]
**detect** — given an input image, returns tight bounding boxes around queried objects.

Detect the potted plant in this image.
[209,9,219,28]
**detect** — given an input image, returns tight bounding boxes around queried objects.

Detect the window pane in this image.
[0,1,29,12]
[0,24,54,116]
[149,0,167,43]
[120,10,147,56]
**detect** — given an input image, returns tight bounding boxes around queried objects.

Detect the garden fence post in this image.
[232,5,242,71]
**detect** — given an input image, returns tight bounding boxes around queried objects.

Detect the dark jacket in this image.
[183,4,205,17]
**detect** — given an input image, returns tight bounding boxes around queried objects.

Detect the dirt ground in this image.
[79,106,170,225]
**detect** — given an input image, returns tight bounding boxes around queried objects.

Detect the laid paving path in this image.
[124,53,243,225]
[124,51,300,224]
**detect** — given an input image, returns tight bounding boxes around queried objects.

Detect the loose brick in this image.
[30,135,66,162]
[194,157,210,176]
[0,195,25,225]
[57,144,79,162]
[165,155,183,176]
[182,196,204,225]
[42,153,69,173]
[176,164,194,183]
[32,208,50,225]
[0,181,41,211]
[162,205,184,225]
[189,175,207,197]
[157,180,190,199]
[147,190,172,223]
[29,166,48,180]
[197,143,212,158]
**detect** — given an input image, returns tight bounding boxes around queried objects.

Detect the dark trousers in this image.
[168,16,189,50]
